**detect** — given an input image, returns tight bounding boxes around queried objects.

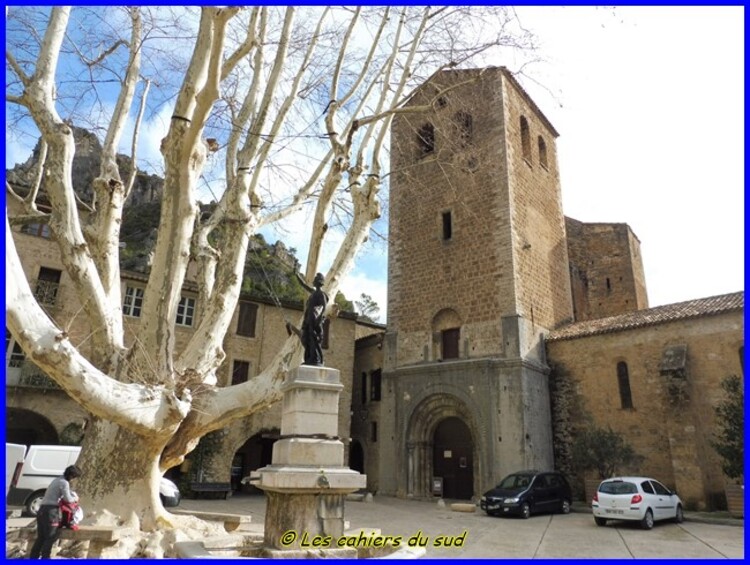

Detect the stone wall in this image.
[350,334,384,492]
[546,310,744,509]
[565,218,648,321]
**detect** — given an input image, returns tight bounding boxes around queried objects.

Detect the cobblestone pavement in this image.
[178,494,745,559]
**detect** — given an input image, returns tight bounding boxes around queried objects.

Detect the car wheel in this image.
[674,504,684,524]
[560,499,571,514]
[641,509,654,530]
[24,491,45,517]
[520,503,530,519]
[594,516,607,527]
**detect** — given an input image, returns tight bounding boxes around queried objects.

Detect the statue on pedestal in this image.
[286,272,328,366]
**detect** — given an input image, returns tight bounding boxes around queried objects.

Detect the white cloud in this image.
[339,268,388,324]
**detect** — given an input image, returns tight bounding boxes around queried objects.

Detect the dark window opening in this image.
[442,211,452,241]
[35,267,62,306]
[740,346,744,375]
[231,360,250,385]
[370,369,382,402]
[617,361,633,409]
[322,318,330,349]
[606,278,611,291]
[442,328,460,360]
[538,136,548,169]
[237,301,258,337]
[417,123,435,155]
[520,116,532,163]
[21,222,51,238]
[360,372,367,406]
[371,421,378,443]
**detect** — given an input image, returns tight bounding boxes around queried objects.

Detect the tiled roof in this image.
[547,291,744,342]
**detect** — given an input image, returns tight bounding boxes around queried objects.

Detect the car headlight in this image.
[481,496,486,502]
[503,497,519,504]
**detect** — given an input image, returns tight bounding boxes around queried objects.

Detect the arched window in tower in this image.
[454,111,473,146]
[538,136,548,169]
[432,308,462,361]
[520,116,532,163]
[417,123,435,156]
[739,346,744,375]
[617,361,634,409]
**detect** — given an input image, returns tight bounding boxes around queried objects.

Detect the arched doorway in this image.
[349,440,365,474]
[6,408,58,445]
[405,393,481,500]
[234,430,278,493]
[432,417,473,500]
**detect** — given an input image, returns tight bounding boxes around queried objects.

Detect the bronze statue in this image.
[286,272,328,366]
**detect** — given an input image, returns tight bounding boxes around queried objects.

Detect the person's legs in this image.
[29,507,50,558]
[28,506,60,559]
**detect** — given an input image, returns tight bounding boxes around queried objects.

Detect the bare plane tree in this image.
[6,6,535,553]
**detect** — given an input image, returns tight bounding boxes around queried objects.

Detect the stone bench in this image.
[18,525,125,558]
[169,509,253,532]
[190,482,232,500]
[450,502,476,513]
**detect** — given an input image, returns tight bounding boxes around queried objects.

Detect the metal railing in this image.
[33,279,60,306]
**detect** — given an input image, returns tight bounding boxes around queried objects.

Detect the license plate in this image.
[605,509,624,515]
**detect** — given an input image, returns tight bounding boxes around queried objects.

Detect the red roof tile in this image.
[547,291,744,342]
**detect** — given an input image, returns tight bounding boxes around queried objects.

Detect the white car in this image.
[592,477,684,529]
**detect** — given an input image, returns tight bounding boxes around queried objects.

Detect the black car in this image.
[480,470,572,518]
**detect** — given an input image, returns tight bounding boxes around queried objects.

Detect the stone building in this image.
[546,293,743,509]
[346,66,743,510]
[6,66,743,510]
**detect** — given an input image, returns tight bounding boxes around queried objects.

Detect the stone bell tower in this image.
[379,67,573,499]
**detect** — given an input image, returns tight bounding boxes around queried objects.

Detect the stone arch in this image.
[349,439,365,474]
[6,408,58,445]
[232,429,279,493]
[405,392,483,500]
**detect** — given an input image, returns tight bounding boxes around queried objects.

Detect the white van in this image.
[5,443,27,497]
[6,444,181,515]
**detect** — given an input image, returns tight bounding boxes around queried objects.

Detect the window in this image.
[5,330,25,368]
[442,328,460,360]
[360,372,367,406]
[617,361,633,409]
[650,481,670,496]
[123,286,144,317]
[442,211,452,241]
[520,116,532,163]
[640,481,655,495]
[176,296,196,327]
[35,267,62,306]
[231,360,250,385]
[236,301,258,337]
[370,421,378,443]
[21,222,51,238]
[740,346,744,375]
[370,369,382,402]
[417,123,435,155]
[538,136,548,169]
[454,112,473,146]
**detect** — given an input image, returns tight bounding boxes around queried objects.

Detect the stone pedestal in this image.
[254,365,366,551]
